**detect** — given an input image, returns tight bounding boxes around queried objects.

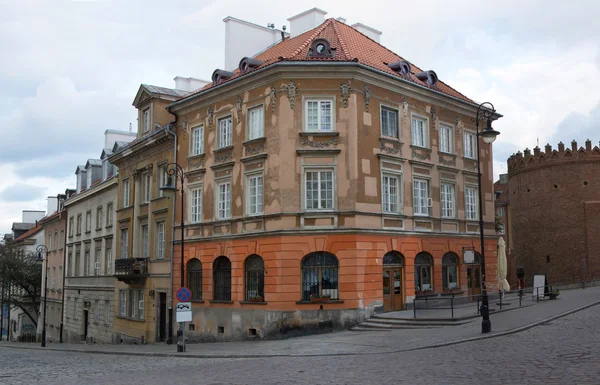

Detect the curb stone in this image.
[1,300,598,359]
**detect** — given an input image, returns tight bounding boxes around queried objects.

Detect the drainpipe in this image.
[59,206,67,343]
[165,106,178,345]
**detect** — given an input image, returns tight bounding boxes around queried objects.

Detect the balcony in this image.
[114,257,149,284]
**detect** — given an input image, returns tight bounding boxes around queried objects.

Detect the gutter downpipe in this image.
[59,205,67,343]
[165,106,178,345]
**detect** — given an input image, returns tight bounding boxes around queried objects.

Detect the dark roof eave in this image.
[167,61,503,119]
[107,128,170,164]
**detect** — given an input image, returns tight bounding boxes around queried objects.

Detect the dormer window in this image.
[103,160,109,180]
[87,168,93,188]
[143,108,150,132]
[308,38,334,58]
[77,170,87,193]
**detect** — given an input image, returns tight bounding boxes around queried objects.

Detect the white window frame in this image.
[440,183,456,218]
[130,290,138,319]
[303,168,335,211]
[191,125,204,156]
[304,98,335,132]
[464,131,476,159]
[106,203,113,226]
[159,166,168,197]
[216,181,232,219]
[105,246,112,275]
[246,174,264,216]
[119,290,127,317]
[141,224,149,259]
[465,186,479,220]
[218,116,233,149]
[51,267,56,288]
[122,179,130,207]
[498,223,505,235]
[380,105,400,139]
[143,108,150,132]
[102,159,109,180]
[381,173,401,214]
[143,173,151,203]
[87,169,92,189]
[94,244,101,276]
[84,249,91,276]
[439,123,454,154]
[413,178,431,217]
[156,221,165,259]
[247,105,265,140]
[58,266,62,289]
[411,114,429,148]
[85,211,91,232]
[189,186,203,224]
[121,228,129,259]
[497,207,504,218]
[96,207,102,229]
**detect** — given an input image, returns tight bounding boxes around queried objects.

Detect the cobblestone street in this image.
[1,305,599,385]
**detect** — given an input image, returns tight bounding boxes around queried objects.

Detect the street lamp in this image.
[35,244,49,347]
[160,162,186,353]
[475,102,500,334]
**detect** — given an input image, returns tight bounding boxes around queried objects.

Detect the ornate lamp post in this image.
[160,162,186,352]
[475,102,500,334]
[35,244,49,347]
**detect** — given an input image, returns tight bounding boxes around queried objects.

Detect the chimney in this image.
[174,77,210,92]
[47,196,58,216]
[287,8,327,38]
[223,16,289,71]
[351,22,382,43]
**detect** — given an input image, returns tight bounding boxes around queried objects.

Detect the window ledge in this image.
[209,300,234,304]
[438,151,457,158]
[139,202,149,208]
[105,225,113,230]
[150,197,166,203]
[410,145,432,152]
[116,316,145,322]
[441,290,464,296]
[191,300,205,303]
[379,136,402,144]
[84,231,91,235]
[415,292,438,298]
[299,131,339,137]
[243,137,266,146]
[240,301,267,305]
[296,300,344,305]
[187,153,205,161]
[213,146,234,154]
[462,156,477,161]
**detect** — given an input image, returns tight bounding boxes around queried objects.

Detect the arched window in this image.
[383,251,404,266]
[187,259,202,300]
[414,252,433,292]
[245,255,264,301]
[442,252,459,290]
[213,256,231,301]
[301,252,339,301]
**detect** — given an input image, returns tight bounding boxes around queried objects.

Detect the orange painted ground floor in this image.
[173,232,498,341]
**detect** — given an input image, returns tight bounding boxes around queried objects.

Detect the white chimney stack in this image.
[47,196,58,215]
[351,22,382,43]
[287,8,327,38]
[174,77,210,92]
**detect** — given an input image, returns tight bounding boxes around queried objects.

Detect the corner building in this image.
[168,15,500,340]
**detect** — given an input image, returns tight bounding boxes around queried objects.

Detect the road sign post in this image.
[175,288,192,353]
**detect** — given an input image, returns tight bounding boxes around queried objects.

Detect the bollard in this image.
[451,293,454,319]
[477,295,480,314]
[519,290,522,307]
[413,299,416,319]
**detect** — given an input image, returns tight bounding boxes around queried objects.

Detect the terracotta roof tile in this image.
[14,224,42,242]
[183,18,475,105]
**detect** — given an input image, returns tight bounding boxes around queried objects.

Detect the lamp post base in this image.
[176,324,185,352]
[41,330,46,347]
[481,319,491,334]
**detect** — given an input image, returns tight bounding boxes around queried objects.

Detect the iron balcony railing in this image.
[114,258,148,282]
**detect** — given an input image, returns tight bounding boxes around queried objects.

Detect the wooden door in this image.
[383,267,404,311]
[467,267,482,297]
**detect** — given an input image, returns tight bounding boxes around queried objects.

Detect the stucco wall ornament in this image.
[207,106,214,128]
[245,142,266,156]
[379,142,402,156]
[189,159,205,169]
[431,106,437,130]
[364,85,371,112]
[301,137,338,148]
[412,150,431,161]
[340,80,351,108]
[402,97,409,118]
[236,96,243,123]
[270,86,277,112]
[439,157,456,167]
[215,152,233,164]
[280,81,297,109]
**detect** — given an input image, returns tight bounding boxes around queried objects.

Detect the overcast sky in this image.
[1,0,599,234]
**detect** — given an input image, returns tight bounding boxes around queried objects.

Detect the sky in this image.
[1,0,599,234]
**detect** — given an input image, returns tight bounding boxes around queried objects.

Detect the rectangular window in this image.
[122,179,130,207]
[413,179,430,216]
[381,107,399,139]
[130,290,138,319]
[106,203,113,226]
[190,188,202,223]
[143,108,150,132]
[464,132,476,159]
[141,224,149,258]
[60,230,64,249]
[94,243,101,275]
[48,234,52,251]
[248,106,264,140]
[75,248,80,276]
[497,207,504,217]
[69,217,73,237]
[217,182,232,219]
[191,126,204,156]
[87,169,92,190]
[218,117,233,148]
[119,290,127,316]
[96,207,102,229]
[382,174,400,213]
[439,124,453,153]
[498,223,505,234]
[85,212,91,232]
[411,116,427,148]
[51,267,55,288]
[121,228,129,259]
[102,159,109,180]
[58,266,62,290]
[156,222,165,259]
[85,249,91,276]
[76,214,82,235]
[67,252,72,276]
[306,100,333,132]
[465,187,478,220]
[53,232,57,251]
[105,246,112,275]
[305,170,334,210]
[104,300,110,325]
[143,173,151,203]
[440,183,455,218]
[247,175,264,216]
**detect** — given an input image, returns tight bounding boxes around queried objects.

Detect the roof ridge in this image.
[288,18,334,59]
[330,18,351,60]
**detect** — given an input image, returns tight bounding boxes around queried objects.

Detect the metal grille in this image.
[245,255,264,300]
[383,251,404,266]
[213,256,231,301]
[187,259,202,300]
[301,252,339,300]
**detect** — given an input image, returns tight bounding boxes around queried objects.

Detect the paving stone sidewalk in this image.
[1,286,599,358]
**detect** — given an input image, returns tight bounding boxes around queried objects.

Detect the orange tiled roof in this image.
[187,18,474,104]
[13,224,42,242]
